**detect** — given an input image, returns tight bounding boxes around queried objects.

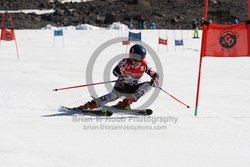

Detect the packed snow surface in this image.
[0,28,250,167]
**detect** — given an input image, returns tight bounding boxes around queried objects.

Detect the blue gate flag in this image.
[175,39,183,46]
[54,29,63,36]
[128,32,141,41]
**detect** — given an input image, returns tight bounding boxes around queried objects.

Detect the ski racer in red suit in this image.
[78,44,159,110]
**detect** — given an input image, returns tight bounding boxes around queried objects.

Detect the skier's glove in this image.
[118,75,124,82]
[151,77,159,87]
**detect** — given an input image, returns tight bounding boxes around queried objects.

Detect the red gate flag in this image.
[159,37,167,45]
[194,0,250,116]
[122,40,130,45]
[202,21,250,57]
[1,28,15,41]
[0,13,19,59]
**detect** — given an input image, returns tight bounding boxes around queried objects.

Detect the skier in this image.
[232,17,238,24]
[192,18,199,38]
[77,44,159,110]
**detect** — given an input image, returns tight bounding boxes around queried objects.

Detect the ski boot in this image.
[77,100,97,110]
[114,98,135,109]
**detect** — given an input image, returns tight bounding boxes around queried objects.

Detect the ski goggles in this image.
[131,58,140,62]
[129,53,142,62]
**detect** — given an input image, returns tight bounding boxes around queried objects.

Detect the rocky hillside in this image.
[0,0,248,29]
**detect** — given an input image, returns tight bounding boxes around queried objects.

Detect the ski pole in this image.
[53,80,117,91]
[157,86,190,108]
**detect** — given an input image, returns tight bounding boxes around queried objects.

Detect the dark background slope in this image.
[0,0,248,29]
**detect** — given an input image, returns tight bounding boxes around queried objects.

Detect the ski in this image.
[60,106,152,117]
[60,106,113,117]
[102,106,153,116]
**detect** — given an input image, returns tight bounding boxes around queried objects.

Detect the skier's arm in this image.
[145,64,159,79]
[113,65,126,82]
[145,64,159,87]
[113,59,127,77]
[113,65,122,77]
[113,59,132,82]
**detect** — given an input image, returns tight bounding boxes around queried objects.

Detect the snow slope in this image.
[0,29,250,167]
